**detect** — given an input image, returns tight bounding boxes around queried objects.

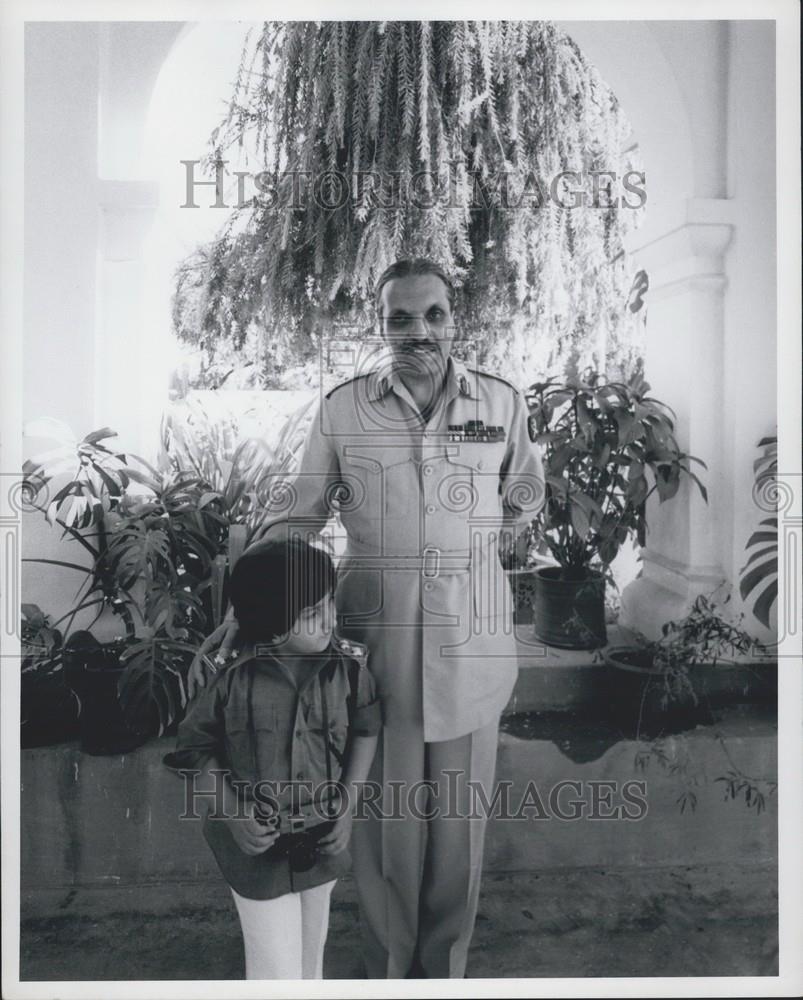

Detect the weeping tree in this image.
[174,20,645,387]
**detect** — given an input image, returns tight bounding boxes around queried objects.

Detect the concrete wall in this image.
[21,716,776,893]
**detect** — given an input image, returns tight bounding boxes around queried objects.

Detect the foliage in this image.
[173,20,644,387]
[23,428,143,641]
[739,434,778,629]
[117,635,201,738]
[525,372,707,578]
[627,595,774,815]
[20,603,80,743]
[633,593,762,709]
[634,737,703,814]
[23,406,314,737]
[498,521,538,570]
[21,603,64,678]
[158,395,315,537]
[634,733,777,815]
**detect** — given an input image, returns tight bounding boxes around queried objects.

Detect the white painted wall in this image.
[22,23,182,633]
[722,20,777,637]
[23,24,102,632]
[24,23,99,440]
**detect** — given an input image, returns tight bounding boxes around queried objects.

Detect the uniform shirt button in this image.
[296,771,304,781]
[423,465,433,476]
[295,730,303,739]
[426,504,437,514]
[424,582,434,592]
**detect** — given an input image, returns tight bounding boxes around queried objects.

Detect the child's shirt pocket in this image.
[225,701,278,785]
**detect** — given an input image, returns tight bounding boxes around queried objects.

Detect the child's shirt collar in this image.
[225,636,341,692]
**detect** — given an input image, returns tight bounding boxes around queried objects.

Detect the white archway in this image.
[559,20,696,211]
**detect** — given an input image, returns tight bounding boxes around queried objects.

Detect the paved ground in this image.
[20,862,778,981]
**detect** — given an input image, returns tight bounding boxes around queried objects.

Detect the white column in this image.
[620,199,734,637]
[96,180,160,457]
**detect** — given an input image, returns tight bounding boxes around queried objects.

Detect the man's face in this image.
[378,274,456,379]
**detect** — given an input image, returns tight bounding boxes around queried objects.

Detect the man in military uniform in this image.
[190,258,544,978]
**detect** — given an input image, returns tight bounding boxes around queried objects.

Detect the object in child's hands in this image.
[254,808,337,872]
[276,821,336,873]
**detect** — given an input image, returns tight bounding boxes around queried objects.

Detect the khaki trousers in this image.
[351,718,499,979]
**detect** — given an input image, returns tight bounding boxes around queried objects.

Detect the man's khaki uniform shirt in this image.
[273,356,545,741]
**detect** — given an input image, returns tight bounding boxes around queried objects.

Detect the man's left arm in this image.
[499,389,546,553]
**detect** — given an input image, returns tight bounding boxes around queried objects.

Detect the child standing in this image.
[164,537,381,979]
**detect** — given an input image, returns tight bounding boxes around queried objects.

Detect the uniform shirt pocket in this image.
[339,444,417,523]
[437,443,505,518]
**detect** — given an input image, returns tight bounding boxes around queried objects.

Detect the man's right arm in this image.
[253,397,342,545]
[187,399,341,696]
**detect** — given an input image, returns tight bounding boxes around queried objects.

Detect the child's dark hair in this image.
[228,536,336,642]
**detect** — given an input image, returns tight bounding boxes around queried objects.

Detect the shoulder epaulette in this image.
[332,633,368,664]
[192,648,252,705]
[324,373,372,400]
[227,642,262,670]
[466,367,521,395]
[211,647,258,693]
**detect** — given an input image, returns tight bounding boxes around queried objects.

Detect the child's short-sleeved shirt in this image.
[163,634,381,899]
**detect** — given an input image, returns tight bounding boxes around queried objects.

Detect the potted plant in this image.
[23,427,153,752]
[524,372,708,649]
[23,425,246,748]
[603,592,773,733]
[20,604,81,748]
[621,592,777,816]
[22,401,314,751]
[116,398,316,736]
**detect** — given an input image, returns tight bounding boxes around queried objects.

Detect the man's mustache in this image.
[393,340,439,353]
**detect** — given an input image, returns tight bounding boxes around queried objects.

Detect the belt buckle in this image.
[422,546,441,579]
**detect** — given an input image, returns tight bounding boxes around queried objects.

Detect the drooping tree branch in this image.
[173,21,644,385]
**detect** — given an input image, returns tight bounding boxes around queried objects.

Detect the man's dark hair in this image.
[374,258,457,316]
[228,537,336,642]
